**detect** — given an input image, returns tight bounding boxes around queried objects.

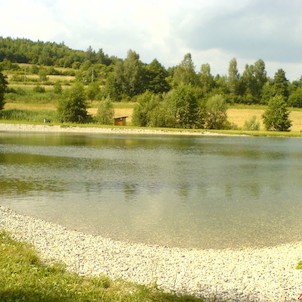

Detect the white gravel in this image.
[0,206,302,301]
[0,122,226,136]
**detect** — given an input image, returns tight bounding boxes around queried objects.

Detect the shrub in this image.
[33,85,46,93]
[262,95,292,131]
[132,91,161,127]
[95,97,114,125]
[243,116,260,131]
[205,94,228,129]
[57,83,89,123]
[53,81,63,94]
[288,87,302,108]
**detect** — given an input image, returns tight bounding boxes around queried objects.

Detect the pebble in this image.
[1,205,302,302]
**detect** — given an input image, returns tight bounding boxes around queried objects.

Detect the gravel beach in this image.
[0,122,224,136]
[0,206,302,302]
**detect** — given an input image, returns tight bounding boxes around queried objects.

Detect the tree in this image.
[227,58,241,102]
[253,59,267,97]
[173,53,198,86]
[241,64,257,104]
[145,59,170,93]
[0,70,8,110]
[272,69,289,101]
[163,84,199,128]
[105,61,124,100]
[95,97,114,125]
[132,91,161,127]
[123,50,145,97]
[57,83,89,123]
[105,50,146,99]
[199,63,215,95]
[205,94,228,129]
[86,82,101,100]
[262,95,292,131]
[288,87,302,108]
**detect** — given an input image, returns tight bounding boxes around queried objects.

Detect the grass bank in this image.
[0,231,203,302]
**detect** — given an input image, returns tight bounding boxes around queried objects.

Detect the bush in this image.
[57,83,89,123]
[0,109,56,122]
[205,94,228,129]
[95,97,114,125]
[132,91,161,127]
[53,81,63,94]
[262,95,292,131]
[243,116,260,131]
[288,87,302,108]
[162,85,200,129]
[33,85,46,93]
[86,82,101,100]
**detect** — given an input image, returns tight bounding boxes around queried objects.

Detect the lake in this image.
[1,132,302,249]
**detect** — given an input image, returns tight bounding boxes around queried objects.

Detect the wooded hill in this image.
[1,36,302,109]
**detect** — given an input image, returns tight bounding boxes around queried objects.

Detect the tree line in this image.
[0,37,296,131]
[1,37,302,107]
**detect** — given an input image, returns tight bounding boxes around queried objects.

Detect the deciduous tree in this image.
[145,59,170,94]
[205,94,228,129]
[262,95,292,131]
[163,84,199,128]
[173,53,198,87]
[95,97,114,125]
[227,58,241,102]
[57,83,89,123]
[132,91,162,126]
[199,63,215,95]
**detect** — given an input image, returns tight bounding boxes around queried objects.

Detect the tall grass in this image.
[0,109,57,123]
[6,89,60,104]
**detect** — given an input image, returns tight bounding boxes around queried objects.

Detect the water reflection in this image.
[1,133,302,248]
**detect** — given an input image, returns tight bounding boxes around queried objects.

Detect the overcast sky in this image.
[1,0,302,80]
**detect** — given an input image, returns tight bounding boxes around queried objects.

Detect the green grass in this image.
[296,260,302,270]
[0,109,57,123]
[0,230,203,302]
[6,88,61,104]
[207,129,302,137]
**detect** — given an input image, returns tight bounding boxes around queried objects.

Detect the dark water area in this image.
[1,132,302,249]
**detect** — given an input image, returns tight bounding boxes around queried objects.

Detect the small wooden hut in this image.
[114,116,128,126]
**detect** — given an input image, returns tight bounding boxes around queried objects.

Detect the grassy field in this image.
[3,100,302,133]
[0,230,203,302]
[227,106,302,132]
[2,63,302,134]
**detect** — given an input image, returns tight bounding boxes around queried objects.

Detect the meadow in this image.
[2,63,302,135]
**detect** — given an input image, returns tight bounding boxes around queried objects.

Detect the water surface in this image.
[1,132,302,249]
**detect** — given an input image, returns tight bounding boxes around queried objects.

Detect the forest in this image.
[0,36,301,131]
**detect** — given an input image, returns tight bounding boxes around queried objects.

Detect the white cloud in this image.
[1,0,302,79]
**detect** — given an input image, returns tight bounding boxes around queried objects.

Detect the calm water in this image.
[1,132,302,249]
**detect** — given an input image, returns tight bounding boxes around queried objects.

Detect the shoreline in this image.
[1,206,302,301]
[0,122,227,136]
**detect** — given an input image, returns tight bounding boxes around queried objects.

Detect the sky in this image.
[1,0,302,80]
